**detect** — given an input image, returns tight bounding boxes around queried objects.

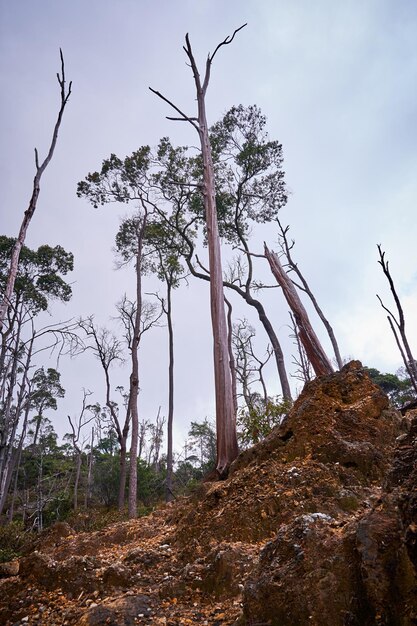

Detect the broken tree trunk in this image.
[264,244,333,377]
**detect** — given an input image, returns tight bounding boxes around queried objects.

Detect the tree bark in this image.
[85,427,94,508]
[73,451,82,511]
[128,216,146,518]
[198,95,237,475]
[118,440,128,510]
[165,282,174,503]
[264,245,333,377]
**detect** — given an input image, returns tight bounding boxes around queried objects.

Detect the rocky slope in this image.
[0,361,416,625]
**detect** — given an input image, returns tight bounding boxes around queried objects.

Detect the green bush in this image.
[0,521,31,562]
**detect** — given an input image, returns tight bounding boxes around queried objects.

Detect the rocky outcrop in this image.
[239,362,417,625]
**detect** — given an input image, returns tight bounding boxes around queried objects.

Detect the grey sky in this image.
[1,0,417,446]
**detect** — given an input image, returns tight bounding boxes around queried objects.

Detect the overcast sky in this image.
[1,0,417,448]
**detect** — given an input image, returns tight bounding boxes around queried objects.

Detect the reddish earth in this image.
[0,361,416,625]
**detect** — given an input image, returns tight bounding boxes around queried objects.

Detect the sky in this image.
[1,0,417,449]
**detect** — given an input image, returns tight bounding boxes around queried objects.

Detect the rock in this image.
[19,552,56,587]
[240,365,417,625]
[19,551,101,593]
[242,515,371,626]
[356,501,416,624]
[0,559,19,578]
[200,543,257,598]
[102,563,133,588]
[79,594,152,625]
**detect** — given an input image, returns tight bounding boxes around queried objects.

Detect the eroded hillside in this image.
[1,361,416,625]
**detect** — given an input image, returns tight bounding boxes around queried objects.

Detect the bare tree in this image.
[0,51,72,331]
[146,407,166,470]
[377,245,417,386]
[117,289,162,518]
[150,26,247,477]
[79,318,129,510]
[264,244,333,377]
[232,318,273,411]
[66,389,95,510]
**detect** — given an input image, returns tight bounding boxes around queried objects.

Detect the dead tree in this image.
[67,389,94,511]
[264,244,333,377]
[232,318,273,411]
[117,291,163,518]
[79,319,129,510]
[150,26,246,477]
[377,245,417,386]
[0,51,71,332]
[277,219,343,369]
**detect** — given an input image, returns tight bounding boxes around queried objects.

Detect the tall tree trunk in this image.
[128,217,146,518]
[150,27,246,477]
[264,245,333,377]
[118,439,128,511]
[37,454,43,532]
[165,282,174,503]
[85,427,94,508]
[196,90,238,476]
[246,294,292,401]
[184,33,243,476]
[0,319,24,501]
[0,51,71,332]
[73,451,82,511]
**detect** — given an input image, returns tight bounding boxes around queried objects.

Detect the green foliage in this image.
[30,368,65,412]
[364,366,417,408]
[42,491,72,526]
[237,395,291,447]
[27,368,65,442]
[92,454,166,509]
[187,418,216,474]
[0,521,31,562]
[0,236,73,313]
[174,460,201,488]
[209,104,287,240]
[92,454,120,508]
[136,459,166,506]
[18,431,72,492]
[77,147,151,207]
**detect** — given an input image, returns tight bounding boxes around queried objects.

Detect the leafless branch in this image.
[148,87,199,132]
[208,23,248,64]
